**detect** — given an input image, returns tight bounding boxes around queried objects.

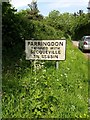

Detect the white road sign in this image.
[25,40,66,60]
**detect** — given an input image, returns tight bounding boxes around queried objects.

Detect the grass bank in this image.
[2,39,89,118]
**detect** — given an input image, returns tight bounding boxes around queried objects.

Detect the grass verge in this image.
[2,40,89,118]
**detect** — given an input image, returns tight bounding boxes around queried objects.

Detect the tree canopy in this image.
[2,1,90,67]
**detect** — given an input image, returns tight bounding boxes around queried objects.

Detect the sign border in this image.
[25,39,66,61]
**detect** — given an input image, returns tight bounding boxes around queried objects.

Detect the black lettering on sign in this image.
[42,55,58,59]
[31,42,33,46]
[33,54,40,59]
[29,41,64,46]
[28,42,30,45]
[38,42,41,46]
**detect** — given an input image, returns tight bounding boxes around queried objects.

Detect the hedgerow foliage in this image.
[2,2,90,66]
[2,2,63,68]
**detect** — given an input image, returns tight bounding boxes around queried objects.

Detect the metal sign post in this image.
[56,61,59,70]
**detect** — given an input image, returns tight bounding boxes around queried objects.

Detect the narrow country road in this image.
[72,41,90,59]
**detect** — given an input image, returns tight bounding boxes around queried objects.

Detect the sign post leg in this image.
[34,60,36,75]
[56,61,59,70]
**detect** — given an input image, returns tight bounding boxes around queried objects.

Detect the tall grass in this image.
[2,40,89,118]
